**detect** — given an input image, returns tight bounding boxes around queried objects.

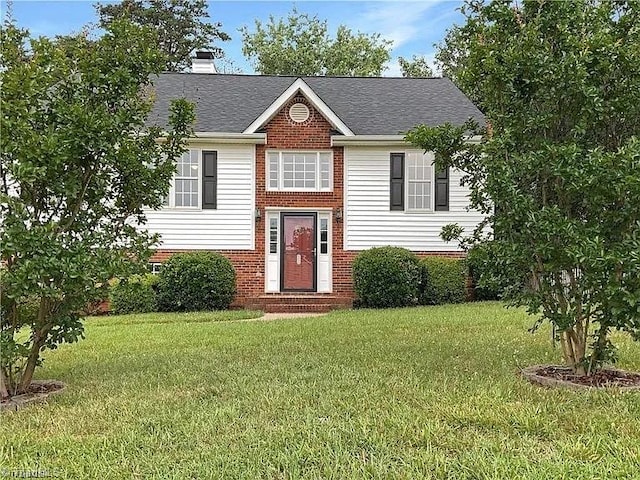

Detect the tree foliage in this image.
[97,0,229,72]
[398,55,434,77]
[240,7,392,76]
[407,0,640,376]
[0,19,194,397]
[435,22,476,104]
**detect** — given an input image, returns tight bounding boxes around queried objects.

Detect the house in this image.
[146,69,485,312]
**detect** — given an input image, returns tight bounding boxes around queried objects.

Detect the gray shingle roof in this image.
[149,73,484,135]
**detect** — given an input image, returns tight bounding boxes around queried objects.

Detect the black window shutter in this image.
[435,166,449,211]
[390,153,404,210]
[202,150,217,209]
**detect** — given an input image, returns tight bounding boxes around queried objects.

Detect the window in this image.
[162,149,217,209]
[389,152,449,212]
[319,218,328,254]
[269,217,278,254]
[148,263,162,275]
[175,150,199,207]
[267,151,332,192]
[406,152,432,211]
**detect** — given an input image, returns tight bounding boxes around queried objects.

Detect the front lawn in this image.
[2,303,639,479]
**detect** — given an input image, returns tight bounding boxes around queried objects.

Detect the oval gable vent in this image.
[289,103,310,123]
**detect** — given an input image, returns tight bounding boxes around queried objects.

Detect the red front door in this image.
[281,213,316,291]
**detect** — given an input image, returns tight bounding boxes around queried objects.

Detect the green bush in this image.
[156,252,236,312]
[353,247,423,308]
[420,257,467,305]
[466,244,503,301]
[110,274,158,314]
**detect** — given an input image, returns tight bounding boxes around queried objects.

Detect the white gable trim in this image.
[191,132,266,144]
[243,78,354,136]
[331,134,484,147]
[331,135,409,147]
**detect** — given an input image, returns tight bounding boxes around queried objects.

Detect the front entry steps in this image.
[247,295,352,313]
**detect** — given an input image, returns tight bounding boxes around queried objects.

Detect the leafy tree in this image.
[398,55,434,77]
[240,8,392,76]
[435,22,477,103]
[406,0,640,376]
[97,0,229,72]
[0,19,194,397]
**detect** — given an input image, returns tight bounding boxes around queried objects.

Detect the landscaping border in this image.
[1,380,66,412]
[521,365,640,391]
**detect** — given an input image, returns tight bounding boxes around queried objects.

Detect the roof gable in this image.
[243,78,353,136]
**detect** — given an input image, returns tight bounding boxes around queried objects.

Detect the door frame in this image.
[279,212,318,292]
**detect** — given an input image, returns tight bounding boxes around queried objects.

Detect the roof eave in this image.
[331,135,409,147]
[331,134,483,147]
[190,132,267,144]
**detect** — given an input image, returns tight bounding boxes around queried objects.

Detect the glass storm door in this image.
[281,213,317,292]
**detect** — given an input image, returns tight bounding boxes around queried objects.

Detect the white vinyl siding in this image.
[344,147,486,251]
[144,144,255,250]
[267,151,332,192]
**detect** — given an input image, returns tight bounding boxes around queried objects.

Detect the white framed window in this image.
[406,152,433,211]
[162,150,200,209]
[148,263,162,274]
[267,151,332,192]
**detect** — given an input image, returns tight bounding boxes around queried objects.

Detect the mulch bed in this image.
[522,365,640,391]
[1,380,66,412]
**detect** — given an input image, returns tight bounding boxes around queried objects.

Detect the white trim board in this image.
[191,132,266,144]
[332,135,409,147]
[243,78,354,136]
[332,134,484,147]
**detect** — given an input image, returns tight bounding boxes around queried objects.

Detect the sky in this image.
[1,0,465,76]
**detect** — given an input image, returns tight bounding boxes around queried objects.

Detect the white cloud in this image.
[347,1,459,77]
[354,1,453,49]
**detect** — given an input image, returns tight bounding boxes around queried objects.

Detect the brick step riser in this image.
[258,298,349,305]
[244,294,353,312]
[263,304,334,313]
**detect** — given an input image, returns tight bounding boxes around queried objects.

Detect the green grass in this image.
[85,309,264,327]
[1,302,639,479]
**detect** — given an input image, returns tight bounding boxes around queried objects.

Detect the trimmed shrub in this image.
[466,244,503,301]
[110,274,158,314]
[353,246,423,308]
[156,252,236,312]
[420,257,467,305]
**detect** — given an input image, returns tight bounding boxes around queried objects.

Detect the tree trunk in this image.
[17,298,52,394]
[560,327,586,376]
[587,327,609,376]
[17,339,43,394]
[0,368,9,399]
